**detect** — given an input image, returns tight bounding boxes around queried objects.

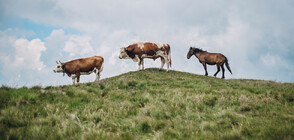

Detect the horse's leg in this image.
[202,62,208,76]
[221,64,225,79]
[214,64,220,77]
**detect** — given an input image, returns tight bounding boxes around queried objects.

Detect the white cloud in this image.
[12,38,46,71]
[1,0,294,87]
[63,35,94,59]
[109,51,118,65]
[260,53,288,68]
[0,36,47,86]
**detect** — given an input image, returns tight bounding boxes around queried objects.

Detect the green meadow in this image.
[0,68,293,139]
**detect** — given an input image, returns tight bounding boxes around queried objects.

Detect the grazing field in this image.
[0,68,293,139]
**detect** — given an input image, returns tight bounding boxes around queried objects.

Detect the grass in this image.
[0,68,293,139]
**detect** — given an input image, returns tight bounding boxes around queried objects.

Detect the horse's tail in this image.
[225,57,232,74]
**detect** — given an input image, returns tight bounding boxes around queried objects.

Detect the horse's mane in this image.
[191,47,207,53]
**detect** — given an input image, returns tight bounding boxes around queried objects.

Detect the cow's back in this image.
[142,43,159,56]
[128,42,160,56]
[65,56,104,73]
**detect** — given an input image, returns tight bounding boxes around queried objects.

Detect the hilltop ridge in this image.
[0,68,293,139]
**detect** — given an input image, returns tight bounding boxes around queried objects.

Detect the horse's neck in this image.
[195,53,202,58]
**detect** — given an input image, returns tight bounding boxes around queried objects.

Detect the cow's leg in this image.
[138,58,144,71]
[141,58,144,70]
[95,69,100,82]
[160,57,165,71]
[71,75,76,84]
[163,56,169,72]
[137,60,141,71]
[96,63,103,82]
[76,72,81,83]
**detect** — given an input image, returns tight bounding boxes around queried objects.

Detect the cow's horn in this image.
[56,61,58,64]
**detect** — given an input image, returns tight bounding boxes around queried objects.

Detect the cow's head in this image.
[118,47,130,59]
[119,47,139,62]
[53,61,65,76]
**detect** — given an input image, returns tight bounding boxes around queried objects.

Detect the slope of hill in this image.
[0,68,293,139]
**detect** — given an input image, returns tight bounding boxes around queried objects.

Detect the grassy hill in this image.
[0,68,293,139]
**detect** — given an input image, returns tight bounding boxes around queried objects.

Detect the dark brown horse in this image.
[187,47,232,79]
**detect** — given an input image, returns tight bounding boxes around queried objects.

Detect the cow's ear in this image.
[124,48,127,51]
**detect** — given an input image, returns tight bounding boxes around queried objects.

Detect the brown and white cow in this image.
[53,56,104,84]
[119,42,171,71]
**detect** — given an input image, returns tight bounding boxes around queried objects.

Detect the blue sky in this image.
[0,0,294,87]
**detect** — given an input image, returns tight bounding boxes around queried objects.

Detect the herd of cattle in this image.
[54,42,232,84]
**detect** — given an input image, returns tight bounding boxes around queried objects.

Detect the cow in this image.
[53,56,104,84]
[119,42,171,71]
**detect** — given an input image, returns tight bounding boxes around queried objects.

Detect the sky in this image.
[0,0,294,87]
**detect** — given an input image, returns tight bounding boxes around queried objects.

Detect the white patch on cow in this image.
[53,62,63,73]
[155,43,164,49]
[71,74,76,84]
[132,55,139,62]
[141,54,148,58]
[118,47,131,59]
[137,42,145,51]
[156,50,165,56]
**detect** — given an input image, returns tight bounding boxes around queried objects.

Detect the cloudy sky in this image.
[0,0,293,87]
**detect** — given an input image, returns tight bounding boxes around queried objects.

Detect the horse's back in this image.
[204,52,226,64]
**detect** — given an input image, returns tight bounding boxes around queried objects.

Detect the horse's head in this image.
[187,47,194,59]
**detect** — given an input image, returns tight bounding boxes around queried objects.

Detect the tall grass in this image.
[0,68,293,139]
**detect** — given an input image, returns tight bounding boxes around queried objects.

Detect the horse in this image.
[186,47,232,79]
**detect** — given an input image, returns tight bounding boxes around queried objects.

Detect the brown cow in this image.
[53,56,104,84]
[119,42,171,71]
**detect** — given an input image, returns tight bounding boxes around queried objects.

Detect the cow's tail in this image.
[99,57,104,73]
[225,57,232,74]
[168,44,172,67]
